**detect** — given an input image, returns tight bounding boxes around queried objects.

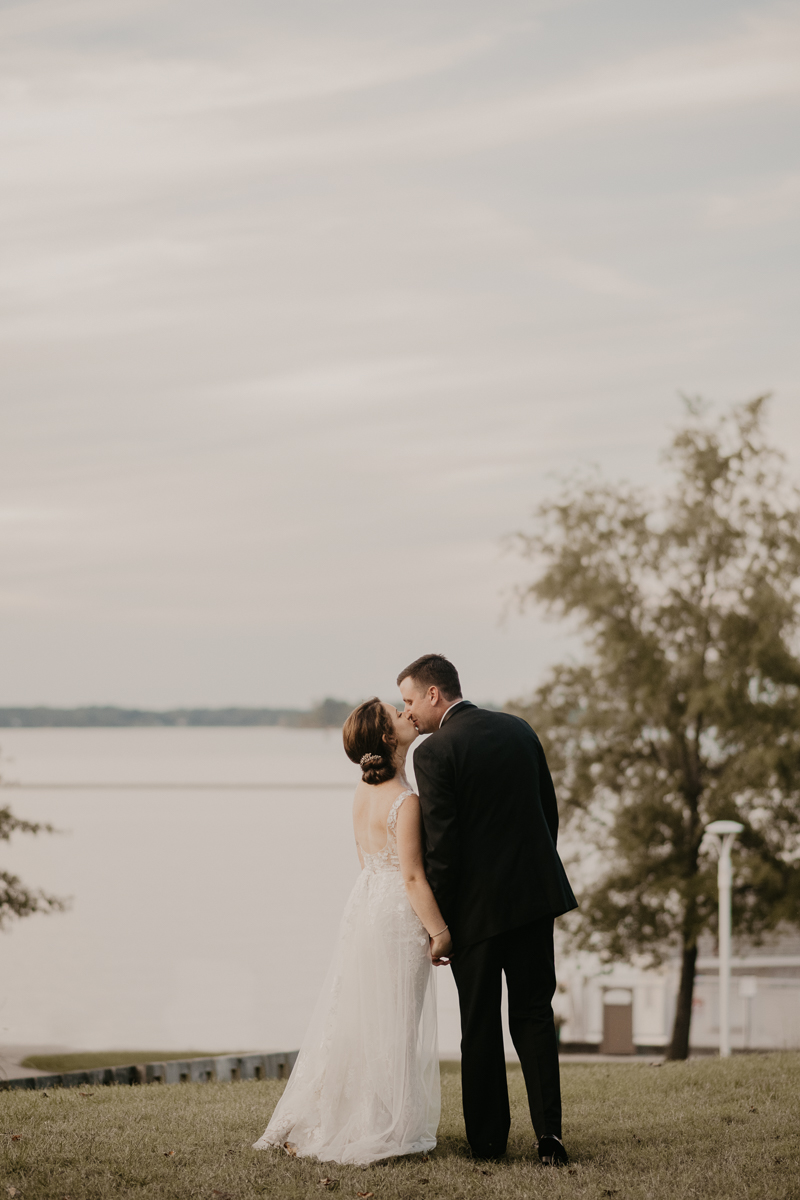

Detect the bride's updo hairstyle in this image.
[343,697,397,785]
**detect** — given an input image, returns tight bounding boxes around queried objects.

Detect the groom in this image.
[398,653,577,1166]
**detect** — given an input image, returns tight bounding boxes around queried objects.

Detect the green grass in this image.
[2,1054,799,1199]
[20,1052,235,1073]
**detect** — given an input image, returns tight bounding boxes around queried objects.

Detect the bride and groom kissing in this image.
[254,653,577,1167]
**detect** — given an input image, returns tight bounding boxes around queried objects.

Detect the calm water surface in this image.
[0,728,469,1055]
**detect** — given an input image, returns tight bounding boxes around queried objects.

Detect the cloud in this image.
[350,11,800,161]
[1,1,799,705]
[1,237,206,303]
[222,356,454,414]
[0,505,78,527]
[706,172,800,228]
[4,4,800,211]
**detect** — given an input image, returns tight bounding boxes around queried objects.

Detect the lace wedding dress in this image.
[253,789,440,1165]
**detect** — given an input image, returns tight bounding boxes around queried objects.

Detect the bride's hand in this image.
[430,930,453,965]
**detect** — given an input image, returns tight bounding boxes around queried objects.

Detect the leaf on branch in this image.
[0,806,68,929]
[0,868,69,931]
[0,805,59,841]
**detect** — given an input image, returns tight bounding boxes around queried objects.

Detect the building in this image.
[557,929,800,1055]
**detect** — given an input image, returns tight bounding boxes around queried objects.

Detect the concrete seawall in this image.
[0,1050,298,1091]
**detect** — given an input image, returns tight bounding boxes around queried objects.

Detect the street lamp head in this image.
[706,820,745,836]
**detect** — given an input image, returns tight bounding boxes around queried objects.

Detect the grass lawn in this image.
[2,1054,799,1200]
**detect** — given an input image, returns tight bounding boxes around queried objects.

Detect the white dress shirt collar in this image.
[439,699,468,728]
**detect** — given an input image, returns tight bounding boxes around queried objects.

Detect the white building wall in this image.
[557,956,674,1048]
[557,950,800,1052]
[691,975,800,1051]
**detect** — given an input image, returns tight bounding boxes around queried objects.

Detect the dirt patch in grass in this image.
[2,1053,798,1199]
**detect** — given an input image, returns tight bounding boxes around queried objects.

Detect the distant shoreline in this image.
[0,700,354,729]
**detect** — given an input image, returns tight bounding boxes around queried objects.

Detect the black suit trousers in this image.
[450,916,562,1155]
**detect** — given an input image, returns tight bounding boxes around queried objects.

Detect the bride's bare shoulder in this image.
[352,781,371,811]
[353,779,414,807]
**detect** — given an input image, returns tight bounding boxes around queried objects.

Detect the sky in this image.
[2,0,799,709]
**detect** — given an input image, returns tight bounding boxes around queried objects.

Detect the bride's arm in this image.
[396,794,453,960]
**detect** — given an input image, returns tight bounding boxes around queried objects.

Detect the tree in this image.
[509,397,800,1059]
[0,804,67,929]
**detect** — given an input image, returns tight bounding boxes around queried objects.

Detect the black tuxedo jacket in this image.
[412,702,577,949]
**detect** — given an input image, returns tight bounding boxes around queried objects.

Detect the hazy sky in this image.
[2,0,799,708]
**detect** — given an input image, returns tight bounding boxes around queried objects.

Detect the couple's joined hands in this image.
[430,930,453,966]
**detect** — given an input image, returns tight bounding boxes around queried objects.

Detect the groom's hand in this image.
[430,930,453,966]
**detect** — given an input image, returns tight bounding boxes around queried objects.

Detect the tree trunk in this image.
[666,941,697,1060]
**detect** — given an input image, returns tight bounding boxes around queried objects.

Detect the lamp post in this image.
[705,819,744,1058]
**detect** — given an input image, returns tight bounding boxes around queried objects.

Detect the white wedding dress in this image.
[253,789,440,1165]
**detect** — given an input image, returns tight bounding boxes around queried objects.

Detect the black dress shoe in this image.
[537,1135,568,1166]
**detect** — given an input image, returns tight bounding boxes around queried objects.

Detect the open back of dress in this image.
[254,790,440,1165]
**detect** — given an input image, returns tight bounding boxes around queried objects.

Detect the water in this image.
[0,728,464,1056]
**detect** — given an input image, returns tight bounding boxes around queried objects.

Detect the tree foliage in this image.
[0,804,67,930]
[509,397,800,1057]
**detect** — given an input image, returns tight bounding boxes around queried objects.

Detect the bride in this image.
[253,697,453,1165]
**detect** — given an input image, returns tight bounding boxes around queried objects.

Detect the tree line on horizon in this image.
[0,697,355,729]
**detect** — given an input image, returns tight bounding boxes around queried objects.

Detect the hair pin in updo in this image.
[360,752,384,769]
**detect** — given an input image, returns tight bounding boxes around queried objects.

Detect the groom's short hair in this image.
[397,654,462,701]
